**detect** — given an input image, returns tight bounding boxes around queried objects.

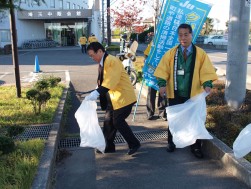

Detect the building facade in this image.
[0,0,101,48]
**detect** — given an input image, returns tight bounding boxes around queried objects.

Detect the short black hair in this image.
[87,42,105,53]
[178,23,193,33]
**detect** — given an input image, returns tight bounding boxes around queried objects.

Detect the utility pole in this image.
[225,0,250,109]
[153,0,162,35]
[102,0,105,43]
[9,0,21,98]
[154,0,159,33]
[107,0,111,45]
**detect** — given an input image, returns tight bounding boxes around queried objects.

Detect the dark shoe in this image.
[127,144,141,155]
[96,149,103,154]
[191,148,204,159]
[147,115,154,120]
[96,148,115,154]
[166,142,176,152]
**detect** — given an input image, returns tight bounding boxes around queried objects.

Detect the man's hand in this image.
[159,87,166,98]
[85,90,100,101]
[204,87,211,94]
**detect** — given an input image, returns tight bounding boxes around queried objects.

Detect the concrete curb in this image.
[204,138,251,187]
[135,82,251,188]
[31,80,70,189]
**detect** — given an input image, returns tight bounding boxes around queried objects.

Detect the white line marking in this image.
[65,70,70,81]
[0,72,10,79]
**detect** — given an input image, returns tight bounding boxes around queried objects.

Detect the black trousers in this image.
[103,101,140,150]
[167,94,202,149]
[81,44,87,53]
[146,87,167,118]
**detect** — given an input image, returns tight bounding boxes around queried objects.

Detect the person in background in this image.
[144,41,167,121]
[85,42,141,155]
[79,34,87,54]
[88,33,98,44]
[154,23,218,158]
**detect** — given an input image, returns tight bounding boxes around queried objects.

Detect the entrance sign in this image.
[143,0,212,90]
[17,9,92,19]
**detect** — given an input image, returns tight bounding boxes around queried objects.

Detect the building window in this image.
[77,5,80,9]
[0,30,11,43]
[66,2,70,9]
[50,0,55,8]
[59,0,63,9]
[73,3,75,9]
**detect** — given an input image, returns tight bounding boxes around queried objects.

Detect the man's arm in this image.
[158,78,167,97]
[203,80,213,93]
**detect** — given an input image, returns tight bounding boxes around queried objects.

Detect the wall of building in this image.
[16,20,45,45]
[0,0,97,48]
[0,12,11,48]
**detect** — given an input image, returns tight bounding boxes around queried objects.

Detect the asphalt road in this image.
[1,46,251,133]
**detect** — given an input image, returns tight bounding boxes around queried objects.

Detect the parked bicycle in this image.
[116,40,138,86]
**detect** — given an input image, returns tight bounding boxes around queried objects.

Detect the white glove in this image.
[85,90,100,101]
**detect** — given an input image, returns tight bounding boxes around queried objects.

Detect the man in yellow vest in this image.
[144,41,167,121]
[85,42,140,155]
[154,23,218,158]
[88,33,98,44]
[79,34,87,53]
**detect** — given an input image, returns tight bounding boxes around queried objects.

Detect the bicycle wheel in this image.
[129,70,137,86]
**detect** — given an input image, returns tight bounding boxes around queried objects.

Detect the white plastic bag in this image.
[233,123,251,159]
[75,100,105,153]
[166,92,213,148]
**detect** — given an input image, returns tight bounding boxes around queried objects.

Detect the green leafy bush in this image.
[34,79,49,91]
[7,125,25,137]
[136,71,143,83]
[26,89,51,114]
[48,76,61,88]
[0,136,15,154]
[26,76,60,115]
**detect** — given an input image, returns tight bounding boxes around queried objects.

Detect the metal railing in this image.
[22,39,59,49]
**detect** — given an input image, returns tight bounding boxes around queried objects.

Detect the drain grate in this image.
[59,138,80,148]
[15,124,53,140]
[134,130,167,142]
[58,130,167,149]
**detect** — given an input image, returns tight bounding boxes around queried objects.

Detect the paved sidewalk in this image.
[53,86,250,189]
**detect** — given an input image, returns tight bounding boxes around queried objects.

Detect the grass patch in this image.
[106,44,120,51]
[0,80,64,188]
[206,80,251,161]
[0,85,64,126]
[0,139,45,189]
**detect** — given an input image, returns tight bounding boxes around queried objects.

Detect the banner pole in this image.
[132,79,144,122]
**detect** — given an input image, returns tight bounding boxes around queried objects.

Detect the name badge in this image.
[177,69,185,75]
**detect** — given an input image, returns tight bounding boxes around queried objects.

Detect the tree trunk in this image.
[107,0,111,45]
[9,0,21,97]
[225,0,250,109]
